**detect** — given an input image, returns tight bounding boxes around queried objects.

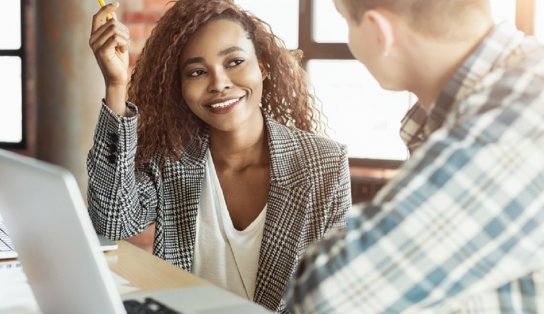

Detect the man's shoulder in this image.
[454,42,544,124]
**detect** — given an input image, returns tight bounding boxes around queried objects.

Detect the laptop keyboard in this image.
[123,297,182,314]
[0,221,15,253]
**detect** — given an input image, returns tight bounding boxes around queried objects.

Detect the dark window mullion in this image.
[302,43,353,60]
[0,49,23,56]
[298,0,312,67]
[20,0,26,149]
[299,0,353,64]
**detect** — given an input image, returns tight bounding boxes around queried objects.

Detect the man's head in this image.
[336,0,491,39]
[334,0,493,105]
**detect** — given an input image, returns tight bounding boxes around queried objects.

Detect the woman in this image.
[88,0,351,312]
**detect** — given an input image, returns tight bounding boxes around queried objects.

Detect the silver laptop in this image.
[0,220,118,260]
[0,149,270,314]
[0,220,18,259]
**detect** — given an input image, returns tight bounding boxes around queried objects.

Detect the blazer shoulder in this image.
[287,124,348,159]
[268,119,347,162]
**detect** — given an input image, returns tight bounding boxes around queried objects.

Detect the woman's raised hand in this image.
[89,2,131,114]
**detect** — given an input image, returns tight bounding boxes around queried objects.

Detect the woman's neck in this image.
[208,116,269,170]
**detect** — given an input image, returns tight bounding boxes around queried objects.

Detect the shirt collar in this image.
[400,22,521,153]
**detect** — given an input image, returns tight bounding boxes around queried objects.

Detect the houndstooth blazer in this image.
[87,103,351,313]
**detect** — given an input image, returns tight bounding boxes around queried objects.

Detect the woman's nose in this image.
[207,68,233,93]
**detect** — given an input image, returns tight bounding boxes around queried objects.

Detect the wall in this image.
[34,0,101,196]
[120,0,169,67]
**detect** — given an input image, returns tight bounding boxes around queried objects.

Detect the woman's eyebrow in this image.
[219,46,244,56]
[182,46,245,68]
[182,57,204,68]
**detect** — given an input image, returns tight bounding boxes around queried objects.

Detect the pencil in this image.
[97,0,113,21]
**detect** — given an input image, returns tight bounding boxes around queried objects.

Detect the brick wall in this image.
[120,0,173,67]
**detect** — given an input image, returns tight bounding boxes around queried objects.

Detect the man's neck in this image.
[404,21,494,111]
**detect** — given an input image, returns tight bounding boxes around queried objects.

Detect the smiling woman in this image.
[86,0,351,313]
[179,19,266,133]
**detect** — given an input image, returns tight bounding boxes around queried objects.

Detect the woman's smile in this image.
[205,95,245,114]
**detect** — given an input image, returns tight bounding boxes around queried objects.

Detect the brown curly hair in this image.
[128,0,323,167]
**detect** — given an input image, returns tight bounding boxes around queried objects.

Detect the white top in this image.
[193,150,267,300]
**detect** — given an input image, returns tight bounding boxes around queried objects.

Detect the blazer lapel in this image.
[253,115,311,311]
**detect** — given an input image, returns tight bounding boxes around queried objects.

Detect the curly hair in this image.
[128,0,323,167]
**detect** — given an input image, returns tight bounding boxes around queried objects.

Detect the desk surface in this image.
[105,240,208,291]
[0,241,224,313]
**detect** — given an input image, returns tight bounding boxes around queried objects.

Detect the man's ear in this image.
[365,9,395,57]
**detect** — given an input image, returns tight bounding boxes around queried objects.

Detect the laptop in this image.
[0,220,18,259]
[0,149,271,314]
[0,220,118,260]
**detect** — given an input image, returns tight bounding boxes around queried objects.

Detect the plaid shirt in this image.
[286,22,544,313]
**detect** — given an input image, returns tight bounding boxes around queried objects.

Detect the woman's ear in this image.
[365,9,395,57]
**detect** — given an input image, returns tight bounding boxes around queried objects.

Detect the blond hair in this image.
[341,0,491,38]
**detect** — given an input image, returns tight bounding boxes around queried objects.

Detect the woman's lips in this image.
[205,96,244,114]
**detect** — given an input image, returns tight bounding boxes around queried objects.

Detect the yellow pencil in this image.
[97,0,113,21]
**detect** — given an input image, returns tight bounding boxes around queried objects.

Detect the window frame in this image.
[0,1,26,149]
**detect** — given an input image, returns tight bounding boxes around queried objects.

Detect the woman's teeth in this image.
[209,98,239,108]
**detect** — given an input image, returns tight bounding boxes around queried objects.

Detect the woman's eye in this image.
[188,69,205,77]
[228,59,244,67]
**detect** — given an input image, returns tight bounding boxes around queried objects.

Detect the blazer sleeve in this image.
[324,143,351,233]
[87,101,159,239]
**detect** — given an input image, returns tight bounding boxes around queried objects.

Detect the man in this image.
[287,0,544,313]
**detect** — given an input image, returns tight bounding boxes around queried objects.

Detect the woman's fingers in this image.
[91,2,119,33]
[90,31,128,57]
[102,34,129,56]
[89,5,130,86]
[89,20,130,54]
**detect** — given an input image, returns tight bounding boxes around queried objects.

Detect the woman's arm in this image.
[87,103,159,239]
[89,2,130,115]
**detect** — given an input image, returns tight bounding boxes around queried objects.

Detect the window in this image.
[301,0,411,167]
[306,60,411,163]
[0,0,25,148]
[234,0,299,49]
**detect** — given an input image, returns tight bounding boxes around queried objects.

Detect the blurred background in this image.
[1,0,543,204]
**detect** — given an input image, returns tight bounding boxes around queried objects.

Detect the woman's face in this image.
[179,18,265,132]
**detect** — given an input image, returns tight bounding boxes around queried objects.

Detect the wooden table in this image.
[105,240,208,291]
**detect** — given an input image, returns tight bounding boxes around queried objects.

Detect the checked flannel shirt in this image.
[286,22,544,314]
